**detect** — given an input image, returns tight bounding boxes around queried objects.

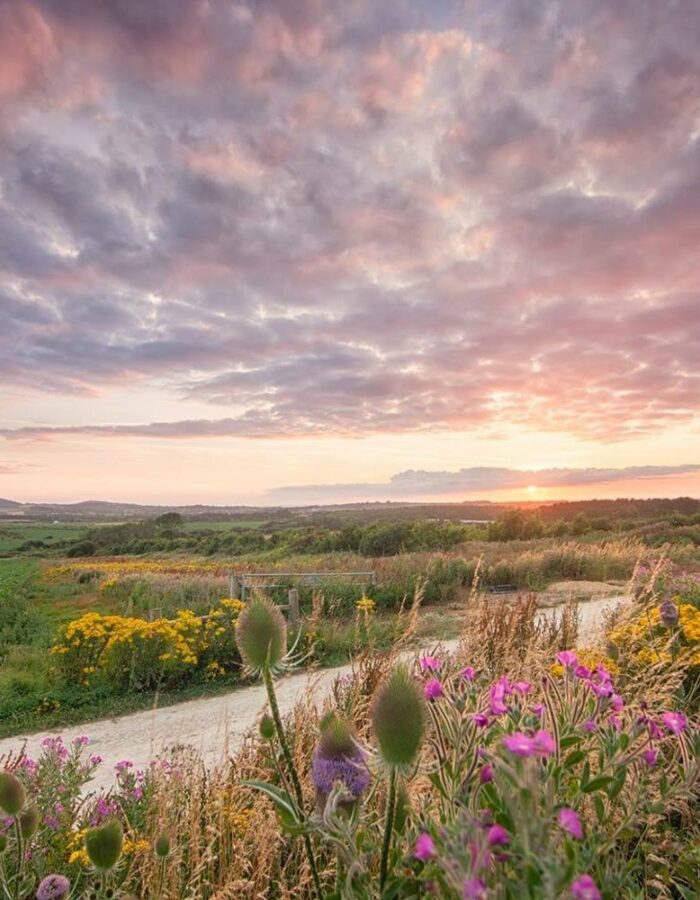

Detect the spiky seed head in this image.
[0,771,25,816]
[371,664,425,768]
[154,833,171,859]
[19,803,40,839]
[85,818,123,871]
[259,713,275,740]
[235,596,287,671]
[318,713,356,759]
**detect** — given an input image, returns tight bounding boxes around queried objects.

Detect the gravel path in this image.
[0,594,629,791]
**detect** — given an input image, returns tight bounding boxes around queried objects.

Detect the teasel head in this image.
[371,664,426,771]
[36,874,71,900]
[154,832,172,859]
[235,594,307,677]
[0,770,25,816]
[19,803,40,839]
[85,818,124,871]
[312,713,370,814]
[259,713,275,741]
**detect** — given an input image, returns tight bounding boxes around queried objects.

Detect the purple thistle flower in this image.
[420,656,441,672]
[570,874,601,900]
[557,650,578,669]
[424,678,444,701]
[311,748,370,800]
[642,748,658,767]
[414,832,435,861]
[502,732,535,757]
[487,824,510,846]
[659,599,679,628]
[662,711,688,735]
[36,875,71,900]
[558,807,583,839]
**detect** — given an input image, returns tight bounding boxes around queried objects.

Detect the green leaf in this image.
[607,768,627,801]
[582,775,612,793]
[239,780,300,823]
[593,794,606,824]
[563,750,586,769]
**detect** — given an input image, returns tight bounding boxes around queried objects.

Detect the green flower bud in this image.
[85,818,123,871]
[371,664,425,768]
[19,804,40,839]
[154,833,171,859]
[0,771,25,816]
[259,714,275,741]
[235,596,287,671]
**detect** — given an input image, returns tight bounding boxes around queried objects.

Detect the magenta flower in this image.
[502,732,535,757]
[642,748,658,767]
[489,680,509,715]
[533,730,556,756]
[479,762,494,783]
[473,713,490,728]
[487,824,510,846]
[414,832,436,861]
[461,666,476,682]
[570,874,601,900]
[662,711,688,734]
[424,678,444,701]
[73,735,90,747]
[420,656,441,673]
[574,665,592,680]
[513,681,532,695]
[90,755,102,766]
[582,720,597,733]
[532,704,544,718]
[462,878,487,900]
[610,693,624,712]
[557,650,578,669]
[558,807,583,839]
[608,714,622,731]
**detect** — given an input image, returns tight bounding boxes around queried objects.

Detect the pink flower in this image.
[489,680,509,715]
[574,665,592,680]
[532,704,544,718]
[570,874,601,900]
[73,735,90,747]
[462,878,487,900]
[533,730,556,756]
[420,656,441,673]
[662,711,688,735]
[558,807,583,839]
[502,732,535,757]
[608,714,622,732]
[461,666,476,682]
[557,650,578,669]
[513,681,532,695]
[582,720,597,733]
[89,755,102,766]
[642,748,658,767]
[414,833,435,861]
[610,693,624,712]
[479,762,494,783]
[487,824,510,846]
[424,678,444,701]
[473,713,490,728]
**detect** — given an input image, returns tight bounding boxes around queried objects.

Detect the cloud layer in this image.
[269,465,700,503]
[1,0,699,443]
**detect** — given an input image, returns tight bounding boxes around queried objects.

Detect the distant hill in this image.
[0,498,22,509]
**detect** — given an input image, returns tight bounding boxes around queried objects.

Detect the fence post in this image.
[229,573,241,600]
[288,588,300,629]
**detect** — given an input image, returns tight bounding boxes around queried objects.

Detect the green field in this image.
[0,522,88,551]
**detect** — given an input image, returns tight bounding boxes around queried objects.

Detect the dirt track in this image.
[0,592,629,792]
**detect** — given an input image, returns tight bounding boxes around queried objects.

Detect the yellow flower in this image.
[356,595,375,614]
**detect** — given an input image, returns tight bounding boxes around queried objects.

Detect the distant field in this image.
[0,522,88,551]
[180,519,264,532]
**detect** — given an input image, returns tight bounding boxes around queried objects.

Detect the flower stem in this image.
[263,664,323,900]
[379,767,397,893]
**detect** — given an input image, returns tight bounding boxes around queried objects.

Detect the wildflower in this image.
[73,735,90,747]
[582,720,597,733]
[502,732,535,757]
[424,678,444,701]
[89,755,102,766]
[608,714,622,731]
[532,704,544,718]
[311,715,370,808]
[461,666,476,682]
[659,598,679,628]
[662,711,688,734]
[19,805,40,839]
[642,748,658,767]
[533,730,556,756]
[235,595,287,672]
[479,763,494,783]
[420,656,441,673]
[154,833,172,859]
[36,875,71,900]
[372,665,425,768]
[558,808,583,839]
[610,693,624,712]
[473,713,490,728]
[487,824,510,846]
[414,832,435,861]
[570,874,601,900]
[115,760,133,772]
[85,818,124,871]
[462,877,487,899]
[574,665,592,680]
[512,681,532,695]
[557,650,578,669]
[489,682,509,716]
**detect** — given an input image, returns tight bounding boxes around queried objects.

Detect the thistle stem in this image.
[379,767,397,893]
[263,664,323,900]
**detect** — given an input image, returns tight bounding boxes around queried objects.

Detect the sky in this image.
[0,0,699,506]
